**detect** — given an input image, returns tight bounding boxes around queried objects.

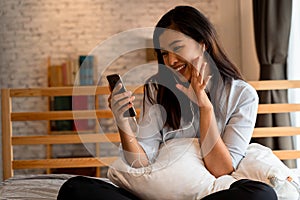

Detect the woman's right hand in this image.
[108,83,135,131]
[176,56,212,110]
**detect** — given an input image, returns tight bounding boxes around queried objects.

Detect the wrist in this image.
[199,101,214,111]
[117,117,137,133]
[200,104,213,112]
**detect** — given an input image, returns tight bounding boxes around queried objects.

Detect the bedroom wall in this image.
[0,0,258,181]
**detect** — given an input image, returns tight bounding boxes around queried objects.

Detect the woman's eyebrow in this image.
[160,40,182,51]
[169,40,182,47]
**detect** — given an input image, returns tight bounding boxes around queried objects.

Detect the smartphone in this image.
[106,74,137,117]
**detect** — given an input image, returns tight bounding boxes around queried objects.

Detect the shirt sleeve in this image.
[135,88,165,163]
[118,97,164,164]
[222,82,259,169]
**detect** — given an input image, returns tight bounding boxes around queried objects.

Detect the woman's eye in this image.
[173,46,182,52]
[161,51,168,56]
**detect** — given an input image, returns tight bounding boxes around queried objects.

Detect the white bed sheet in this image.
[0,174,112,200]
[0,174,73,200]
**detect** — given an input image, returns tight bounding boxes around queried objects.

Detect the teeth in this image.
[175,65,185,71]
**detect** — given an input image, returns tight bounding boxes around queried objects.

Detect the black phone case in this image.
[106,74,136,117]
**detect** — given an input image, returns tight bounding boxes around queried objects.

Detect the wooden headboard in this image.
[2,80,300,180]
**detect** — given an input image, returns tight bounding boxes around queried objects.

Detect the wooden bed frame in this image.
[2,80,300,180]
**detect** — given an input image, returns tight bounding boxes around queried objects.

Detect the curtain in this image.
[252,0,295,168]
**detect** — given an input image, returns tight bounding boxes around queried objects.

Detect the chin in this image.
[182,72,191,83]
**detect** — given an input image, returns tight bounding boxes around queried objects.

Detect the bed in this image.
[1,80,300,199]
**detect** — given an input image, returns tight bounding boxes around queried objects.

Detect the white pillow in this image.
[232,143,300,200]
[108,140,300,200]
[107,138,236,200]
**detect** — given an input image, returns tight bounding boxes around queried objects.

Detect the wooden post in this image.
[2,89,13,180]
[47,56,52,174]
[95,95,101,177]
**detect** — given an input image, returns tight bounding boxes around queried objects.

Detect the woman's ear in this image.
[199,42,206,52]
[198,42,206,55]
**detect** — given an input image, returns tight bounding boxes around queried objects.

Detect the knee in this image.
[63,176,86,188]
[57,176,86,200]
[256,184,277,200]
[232,179,278,200]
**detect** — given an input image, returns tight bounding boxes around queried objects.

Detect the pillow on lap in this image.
[107,138,235,200]
[108,139,299,200]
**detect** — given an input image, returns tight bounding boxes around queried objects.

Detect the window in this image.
[288,0,300,167]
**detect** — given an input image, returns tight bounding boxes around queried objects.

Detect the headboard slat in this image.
[11,110,141,121]
[248,80,300,90]
[257,104,300,114]
[9,86,143,97]
[273,150,300,160]
[252,127,300,137]
[12,157,117,169]
[12,133,121,145]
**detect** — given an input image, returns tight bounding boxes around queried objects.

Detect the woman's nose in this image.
[166,52,178,66]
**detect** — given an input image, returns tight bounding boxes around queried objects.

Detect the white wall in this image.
[239,0,260,80]
[218,0,259,81]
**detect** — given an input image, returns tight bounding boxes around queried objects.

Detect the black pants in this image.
[201,179,277,200]
[57,176,277,200]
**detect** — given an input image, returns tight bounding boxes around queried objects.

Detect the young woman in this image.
[57,5,277,200]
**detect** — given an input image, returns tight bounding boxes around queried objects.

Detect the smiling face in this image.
[159,29,204,82]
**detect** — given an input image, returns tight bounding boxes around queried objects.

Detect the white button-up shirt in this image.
[135,78,258,169]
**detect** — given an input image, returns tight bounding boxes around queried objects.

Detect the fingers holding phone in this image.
[106,74,137,119]
[111,85,136,120]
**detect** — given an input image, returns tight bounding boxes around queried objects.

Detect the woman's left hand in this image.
[176,56,212,109]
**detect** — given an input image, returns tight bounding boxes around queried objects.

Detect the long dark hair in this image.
[144,5,243,130]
